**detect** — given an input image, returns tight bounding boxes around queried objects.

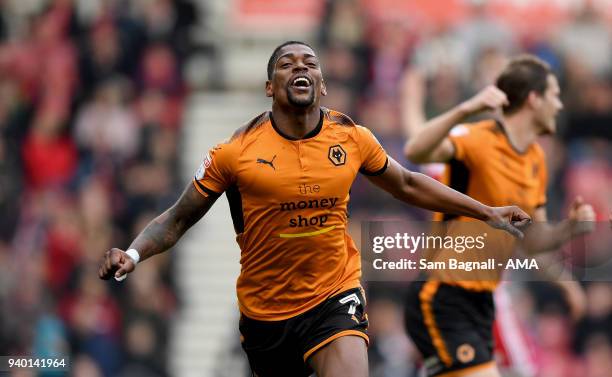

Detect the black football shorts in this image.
[239,287,369,377]
[405,281,495,377]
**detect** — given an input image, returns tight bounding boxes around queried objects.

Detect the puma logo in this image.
[257,155,276,170]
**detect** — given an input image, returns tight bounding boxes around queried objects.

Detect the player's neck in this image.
[271,104,322,140]
[502,112,539,153]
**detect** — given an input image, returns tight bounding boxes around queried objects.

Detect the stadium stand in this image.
[0,1,610,376]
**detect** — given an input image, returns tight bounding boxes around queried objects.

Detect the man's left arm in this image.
[366,157,531,238]
[520,198,595,255]
[521,205,593,322]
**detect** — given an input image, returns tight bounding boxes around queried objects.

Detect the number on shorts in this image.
[339,293,360,315]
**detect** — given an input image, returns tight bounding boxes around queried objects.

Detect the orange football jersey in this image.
[193,108,388,320]
[430,119,547,291]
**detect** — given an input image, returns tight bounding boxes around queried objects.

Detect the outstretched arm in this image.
[98,182,217,280]
[523,204,594,322]
[521,198,595,255]
[402,85,508,163]
[367,158,531,237]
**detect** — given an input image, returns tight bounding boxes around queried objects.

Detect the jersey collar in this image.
[494,119,530,155]
[270,109,324,141]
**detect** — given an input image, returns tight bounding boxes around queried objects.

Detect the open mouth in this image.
[290,76,312,90]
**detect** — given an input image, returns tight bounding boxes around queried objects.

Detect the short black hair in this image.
[267,41,315,80]
[496,55,552,115]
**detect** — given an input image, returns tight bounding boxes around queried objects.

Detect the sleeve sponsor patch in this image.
[195,153,212,180]
[450,124,469,137]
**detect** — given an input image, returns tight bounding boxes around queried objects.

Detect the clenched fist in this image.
[98,248,136,281]
[568,196,595,236]
[459,85,509,116]
[485,205,531,238]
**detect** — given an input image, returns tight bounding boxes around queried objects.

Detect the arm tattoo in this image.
[129,183,216,261]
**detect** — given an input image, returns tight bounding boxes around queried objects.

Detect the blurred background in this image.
[0,0,610,376]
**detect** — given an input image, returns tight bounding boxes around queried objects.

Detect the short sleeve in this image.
[536,150,547,208]
[448,124,482,166]
[356,125,388,176]
[193,142,237,197]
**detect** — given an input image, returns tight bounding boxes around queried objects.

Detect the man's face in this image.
[266,44,326,108]
[534,74,563,135]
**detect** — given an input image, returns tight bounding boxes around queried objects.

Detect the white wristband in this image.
[125,248,140,264]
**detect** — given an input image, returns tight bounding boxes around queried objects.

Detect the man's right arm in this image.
[402,85,508,163]
[98,182,217,280]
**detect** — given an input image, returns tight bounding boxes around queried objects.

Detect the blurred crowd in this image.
[0,0,201,376]
[314,1,612,377]
[0,0,611,376]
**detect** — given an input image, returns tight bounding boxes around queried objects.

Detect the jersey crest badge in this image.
[328,145,346,166]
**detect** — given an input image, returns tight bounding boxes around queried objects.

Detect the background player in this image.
[402,55,596,377]
[99,41,530,377]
